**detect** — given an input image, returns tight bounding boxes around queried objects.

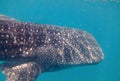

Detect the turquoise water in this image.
[0,0,120,81]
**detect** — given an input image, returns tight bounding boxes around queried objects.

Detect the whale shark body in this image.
[0,15,104,81]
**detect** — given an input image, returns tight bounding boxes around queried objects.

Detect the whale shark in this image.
[0,14,104,81]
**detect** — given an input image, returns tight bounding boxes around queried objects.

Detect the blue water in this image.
[0,0,120,81]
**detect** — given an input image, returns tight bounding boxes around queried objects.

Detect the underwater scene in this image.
[0,0,120,81]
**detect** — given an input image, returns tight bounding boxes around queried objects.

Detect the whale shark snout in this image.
[0,15,104,81]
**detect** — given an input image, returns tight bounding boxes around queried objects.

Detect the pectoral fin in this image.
[0,62,42,81]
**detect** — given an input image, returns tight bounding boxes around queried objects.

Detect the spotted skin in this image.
[0,15,104,81]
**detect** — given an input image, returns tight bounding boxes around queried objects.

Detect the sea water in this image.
[0,0,120,81]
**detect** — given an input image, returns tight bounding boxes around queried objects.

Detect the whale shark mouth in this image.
[0,14,104,81]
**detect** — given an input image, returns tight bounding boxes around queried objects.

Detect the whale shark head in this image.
[0,15,104,81]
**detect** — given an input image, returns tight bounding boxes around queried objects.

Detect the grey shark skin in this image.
[0,14,104,81]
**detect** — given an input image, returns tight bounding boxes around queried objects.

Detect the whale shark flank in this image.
[0,14,104,81]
